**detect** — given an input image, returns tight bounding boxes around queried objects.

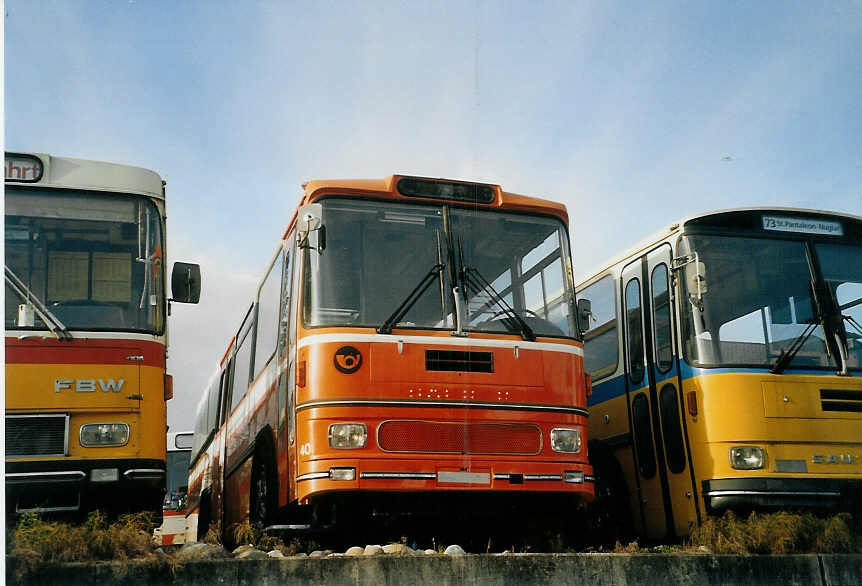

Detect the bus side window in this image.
[651,264,673,372]
[625,279,645,385]
[578,275,619,380]
[278,248,292,360]
[277,246,293,430]
[254,252,283,377]
[230,310,255,412]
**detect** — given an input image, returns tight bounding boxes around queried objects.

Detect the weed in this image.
[688,511,860,554]
[8,511,176,581]
[202,521,222,545]
[229,521,257,547]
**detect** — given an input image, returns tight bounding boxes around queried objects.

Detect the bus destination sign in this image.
[762,215,843,237]
[5,154,43,183]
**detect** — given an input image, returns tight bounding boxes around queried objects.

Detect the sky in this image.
[5,1,862,431]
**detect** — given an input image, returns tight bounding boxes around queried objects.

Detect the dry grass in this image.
[8,511,179,580]
[688,511,861,554]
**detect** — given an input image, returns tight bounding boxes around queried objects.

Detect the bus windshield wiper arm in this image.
[770,320,818,374]
[4,265,73,341]
[844,314,862,337]
[461,266,536,342]
[377,264,445,335]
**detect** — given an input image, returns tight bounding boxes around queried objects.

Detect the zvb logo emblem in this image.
[334,346,362,374]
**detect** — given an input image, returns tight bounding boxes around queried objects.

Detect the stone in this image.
[383,543,413,555]
[423,549,437,555]
[444,544,466,555]
[175,542,231,561]
[309,550,326,558]
[345,546,364,556]
[234,546,269,560]
[267,550,285,558]
[364,545,384,556]
[232,544,255,556]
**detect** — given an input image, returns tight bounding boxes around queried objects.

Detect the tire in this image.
[250,450,274,536]
[197,494,212,542]
[587,447,634,546]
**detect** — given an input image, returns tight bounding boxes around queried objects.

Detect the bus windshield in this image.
[815,242,862,368]
[303,198,576,338]
[680,234,862,370]
[164,449,192,509]
[5,189,165,333]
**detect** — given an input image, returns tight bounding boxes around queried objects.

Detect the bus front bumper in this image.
[5,458,165,514]
[703,477,862,514]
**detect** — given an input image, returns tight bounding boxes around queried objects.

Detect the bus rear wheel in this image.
[250,452,273,536]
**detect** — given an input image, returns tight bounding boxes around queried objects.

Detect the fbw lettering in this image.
[54,379,126,393]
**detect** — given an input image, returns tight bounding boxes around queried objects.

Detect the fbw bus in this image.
[577,207,862,541]
[154,431,194,545]
[5,152,201,516]
[186,175,593,542]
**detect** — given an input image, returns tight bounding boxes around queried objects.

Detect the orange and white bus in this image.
[154,431,194,545]
[186,175,594,541]
[5,152,200,516]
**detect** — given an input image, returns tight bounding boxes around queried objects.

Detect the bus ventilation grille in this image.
[820,389,862,413]
[6,414,69,457]
[425,350,493,373]
[378,420,541,455]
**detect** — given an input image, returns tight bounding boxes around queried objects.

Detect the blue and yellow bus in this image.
[577,207,862,540]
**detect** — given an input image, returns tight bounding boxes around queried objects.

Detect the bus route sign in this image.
[762,215,843,236]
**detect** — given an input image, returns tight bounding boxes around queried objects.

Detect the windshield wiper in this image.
[461,265,536,342]
[377,264,445,335]
[844,314,862,338]
[4,265,73,341]
[770,320,817,374]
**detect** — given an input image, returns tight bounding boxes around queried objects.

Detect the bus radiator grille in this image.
[6,414,69,457]
[425,350,494,373]
[820,389,862,413]
[377,420,541,455]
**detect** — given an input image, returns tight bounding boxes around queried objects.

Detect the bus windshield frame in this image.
[5,187,166,335]
[302,197,578,339]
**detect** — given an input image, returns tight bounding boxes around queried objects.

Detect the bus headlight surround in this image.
[729,446,765,470]
[80,423,130,447]
[328,423,367,449]
[550,428,581,453]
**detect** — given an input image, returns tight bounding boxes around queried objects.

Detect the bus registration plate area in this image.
[436,470,491,485]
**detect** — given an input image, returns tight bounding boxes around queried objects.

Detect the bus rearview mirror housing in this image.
[297,203,326,252]
[171,262,201,304]
[577,298,592,333]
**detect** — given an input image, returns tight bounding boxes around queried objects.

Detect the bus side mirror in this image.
[171,262,201,304]
[685,261,708,299]
[296,203,325,252]
[577,298,592,333]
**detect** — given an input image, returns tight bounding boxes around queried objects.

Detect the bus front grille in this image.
[6,414,69,457]
[425,350,494,373]
[820,389,862,413]
[378,420,541,455]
